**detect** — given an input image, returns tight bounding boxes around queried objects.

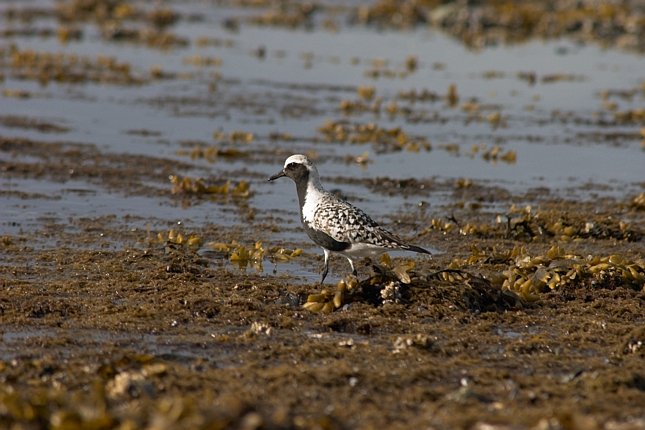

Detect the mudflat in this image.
[1,1,644,429]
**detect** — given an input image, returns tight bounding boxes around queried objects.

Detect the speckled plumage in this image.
[311,193,402,249]
[269,154,431,283]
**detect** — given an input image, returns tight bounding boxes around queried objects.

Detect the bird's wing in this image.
[313,195,402,247]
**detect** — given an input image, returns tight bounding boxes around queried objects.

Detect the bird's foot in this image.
[303,275,359,313]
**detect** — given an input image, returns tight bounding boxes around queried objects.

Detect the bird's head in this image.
[268,154,317,183]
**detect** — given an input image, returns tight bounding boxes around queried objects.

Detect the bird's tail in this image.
[403,244,432,255]
[381,230,432,255]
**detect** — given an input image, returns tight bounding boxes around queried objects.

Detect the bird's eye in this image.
[286,162,296,170]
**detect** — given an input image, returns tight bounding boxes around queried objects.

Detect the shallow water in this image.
[1,1,644,255]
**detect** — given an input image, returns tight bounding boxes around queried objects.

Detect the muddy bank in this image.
[1,0,645,428]
[1,227,644,429]
[1,137,644,429]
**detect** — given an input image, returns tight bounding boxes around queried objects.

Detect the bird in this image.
[268,154,431,283]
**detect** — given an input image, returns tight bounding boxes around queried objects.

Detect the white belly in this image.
[337,242,388,259]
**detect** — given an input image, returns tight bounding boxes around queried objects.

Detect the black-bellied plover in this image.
[269,154,431,283]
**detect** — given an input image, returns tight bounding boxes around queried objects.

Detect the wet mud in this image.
[1,136,644,429]
[1,1,645,429]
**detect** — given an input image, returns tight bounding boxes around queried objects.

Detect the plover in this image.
[269,154,431,283]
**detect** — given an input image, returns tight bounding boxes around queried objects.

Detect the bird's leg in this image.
[306,253,360,313]
[320,248,330,284]
[346,257,357,277]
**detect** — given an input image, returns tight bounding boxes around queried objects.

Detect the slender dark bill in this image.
[268,171,286,181]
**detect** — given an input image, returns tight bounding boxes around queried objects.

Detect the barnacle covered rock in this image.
[380,280,404,305]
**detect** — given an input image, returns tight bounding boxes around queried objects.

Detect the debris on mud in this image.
[169,174,251,198]
[2,1,645,429]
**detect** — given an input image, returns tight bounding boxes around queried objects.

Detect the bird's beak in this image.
[268,170,286,181]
